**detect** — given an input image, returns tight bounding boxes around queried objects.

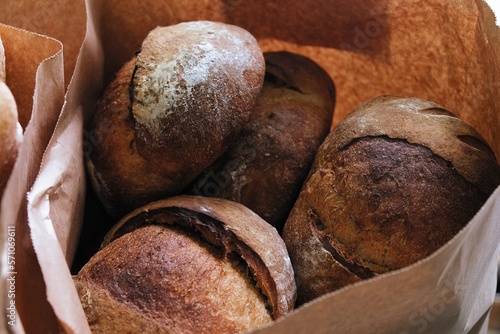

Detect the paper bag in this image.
[0,1,93,333]
[1,0,500,333]
[0,24,66,333]
[0,0,87,87]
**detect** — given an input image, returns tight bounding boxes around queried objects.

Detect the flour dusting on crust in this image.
[132,21,264,142]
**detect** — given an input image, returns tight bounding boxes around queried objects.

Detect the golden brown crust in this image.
[86,21,265,219]
[187,51,335,231]
[282,96,500,305]
[0,38,21,196]
[75,224,272,334]
[102,195,297,319]
[75,277,171,334]
[132,23,265,166]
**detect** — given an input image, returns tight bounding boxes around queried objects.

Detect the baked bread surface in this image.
[187,51,335,230]
[282,95,500,305]
[86,21,265,219]
[75,195,297,333]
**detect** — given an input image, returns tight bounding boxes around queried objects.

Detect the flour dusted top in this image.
[131,21,265,155]
[85,21,264,221]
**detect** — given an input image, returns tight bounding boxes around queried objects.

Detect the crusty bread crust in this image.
[283,96,500,305]
[76,224,271,334]
[102,195,297,319]
[187,51,335,231]
[86,22,265,219]
[75,196,297,333]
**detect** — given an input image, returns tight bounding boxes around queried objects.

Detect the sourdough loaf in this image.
[282,95,500,305]
[187,51,335,231]
[0,38,22,197]
[85,21,265,219]
[74,196,297,333]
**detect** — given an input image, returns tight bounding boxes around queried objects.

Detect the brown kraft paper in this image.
[0,24,66,334]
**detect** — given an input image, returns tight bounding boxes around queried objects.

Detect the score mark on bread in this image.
[187,51,336,231]
[74,196,297,334]
[283,95,500,305]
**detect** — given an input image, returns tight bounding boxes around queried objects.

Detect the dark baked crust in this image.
[75,196,297,333]
[86,59,159,220]
[85,21,265,219]
[187,51,335,230]
[282,96,500,305]
[331,96,500,194]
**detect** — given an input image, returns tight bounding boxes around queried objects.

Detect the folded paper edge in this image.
[24,0,105,332]
[0,24,66,334]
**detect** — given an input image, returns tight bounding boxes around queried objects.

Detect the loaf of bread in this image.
[0,38,22,197]
[74,195,296,334]
[187,51,335,231]
[282,95,500,305]
[85,21,265,220]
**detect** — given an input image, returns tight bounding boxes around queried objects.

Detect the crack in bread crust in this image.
[102,196,296,319]
[307,207,376,280]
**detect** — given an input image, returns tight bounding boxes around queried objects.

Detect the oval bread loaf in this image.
[282,95,500,305]
[187,51,335,231]
[74,195,297,334]
[85,21,265,220]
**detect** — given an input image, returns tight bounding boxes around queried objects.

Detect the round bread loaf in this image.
[282,95,500,305]
[85,21,265,220]
[74,195,297,334]
[187,51,336,231]
[0,38,22,197]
